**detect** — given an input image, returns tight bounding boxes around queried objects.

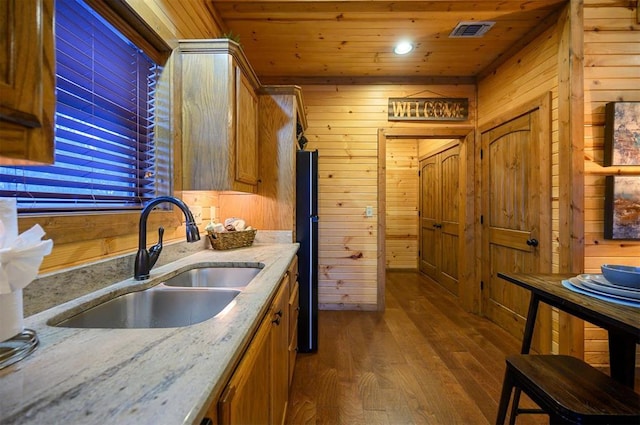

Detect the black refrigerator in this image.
[296,149,319,353]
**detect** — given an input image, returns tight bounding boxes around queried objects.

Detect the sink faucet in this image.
[134,196,201,280]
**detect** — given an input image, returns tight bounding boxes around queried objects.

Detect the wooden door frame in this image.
[378,127,476,312]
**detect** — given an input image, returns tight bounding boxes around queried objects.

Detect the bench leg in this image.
[496,367,515,425]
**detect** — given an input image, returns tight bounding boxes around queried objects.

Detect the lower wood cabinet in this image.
[270,275,290,425]
[287,257,299,386]
[217,315,271,425]
[208,256,298,425]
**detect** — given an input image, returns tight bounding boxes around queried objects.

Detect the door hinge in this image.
[480,149,483,159]
[480,280,484,290]
[418,170,421,177]
[480,215,483,224]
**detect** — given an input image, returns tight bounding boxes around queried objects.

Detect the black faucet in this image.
[134,196,201,280]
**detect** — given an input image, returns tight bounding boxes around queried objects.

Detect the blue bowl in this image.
[601,264,640,289]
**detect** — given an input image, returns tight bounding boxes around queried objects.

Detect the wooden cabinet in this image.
[254,86,307,233]
[211,256,298,425]
[179,39,260,193]
[0,0,55,165]
[235,68,259,185]
[217,314,271,425]
[287,256,299,385]
[419,143,461,296]
[270,274,290,425]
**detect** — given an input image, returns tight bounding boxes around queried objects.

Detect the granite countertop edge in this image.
[0,243,299,425]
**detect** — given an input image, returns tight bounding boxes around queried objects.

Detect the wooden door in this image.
[481,107,551,351]
[419,155,438,278]
[419,144,460,295]
[438,146,460,294]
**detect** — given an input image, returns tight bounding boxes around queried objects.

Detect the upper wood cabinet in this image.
[256,86,307,233]
[179,39,260,193]
[0,0,55,165]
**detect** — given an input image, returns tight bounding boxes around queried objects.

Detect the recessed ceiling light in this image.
[394,41,413,55]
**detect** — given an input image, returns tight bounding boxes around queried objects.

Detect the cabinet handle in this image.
[272,317,281,325]
[526,238,539,247]
[275,309,283,317]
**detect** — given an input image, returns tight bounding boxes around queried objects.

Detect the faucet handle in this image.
[148,227,164,269]
[157,226,164,245]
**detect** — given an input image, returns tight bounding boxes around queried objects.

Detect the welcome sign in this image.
[388,98,468,121]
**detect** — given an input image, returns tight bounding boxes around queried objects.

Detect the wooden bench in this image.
[496,354,640,424]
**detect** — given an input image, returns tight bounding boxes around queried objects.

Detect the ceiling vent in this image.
[449,21,495,38]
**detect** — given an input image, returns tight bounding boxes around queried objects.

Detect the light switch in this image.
[365,206,373,217]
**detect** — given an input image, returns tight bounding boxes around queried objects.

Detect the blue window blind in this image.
[0,0,161,212]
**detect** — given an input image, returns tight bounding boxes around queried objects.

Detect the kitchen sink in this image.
[162,265,262,289]
[53,286,240,329]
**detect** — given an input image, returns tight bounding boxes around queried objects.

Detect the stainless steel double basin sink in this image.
[52,265,262,329]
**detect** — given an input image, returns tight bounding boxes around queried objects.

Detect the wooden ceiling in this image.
[207,0,567,85]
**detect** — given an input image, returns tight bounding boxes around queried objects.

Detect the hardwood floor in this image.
[286,271,548,425]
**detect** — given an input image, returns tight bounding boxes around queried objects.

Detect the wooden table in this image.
[498,272,640,388]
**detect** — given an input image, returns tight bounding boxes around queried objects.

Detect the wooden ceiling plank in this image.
[213,1,565,15]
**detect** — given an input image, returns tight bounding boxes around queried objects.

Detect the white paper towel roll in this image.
[0,197,18,248]
[0,198,23,341]
[0,290,23,341]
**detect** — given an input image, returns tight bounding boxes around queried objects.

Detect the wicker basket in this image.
[207,229,257,250]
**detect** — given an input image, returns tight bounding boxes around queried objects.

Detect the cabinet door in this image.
[235,66,259,185]
[218,316,271,425]
[0,0,55,164]
[287,256,299,385]
[288,280,299,386]
[271,275,290,425]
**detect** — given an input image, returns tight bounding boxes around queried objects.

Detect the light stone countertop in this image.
[0,243,299,425]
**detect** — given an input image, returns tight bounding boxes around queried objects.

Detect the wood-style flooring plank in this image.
[287,271,549,425]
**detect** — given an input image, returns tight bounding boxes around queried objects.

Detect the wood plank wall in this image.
[301,84,476,310]
[477,22,561,352]
[582,0,640,367]
[385,139,418,269]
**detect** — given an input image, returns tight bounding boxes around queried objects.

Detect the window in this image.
[0,0,167,212]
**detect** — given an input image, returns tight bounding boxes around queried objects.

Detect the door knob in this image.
[526,238,539,247]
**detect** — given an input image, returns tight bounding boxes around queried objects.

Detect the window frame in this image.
[16,0,179,269]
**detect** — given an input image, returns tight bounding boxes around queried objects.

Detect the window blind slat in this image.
[0,0,161,211]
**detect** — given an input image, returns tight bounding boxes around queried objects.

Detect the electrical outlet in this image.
[191,206,203,225]
[365,206,373,217]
